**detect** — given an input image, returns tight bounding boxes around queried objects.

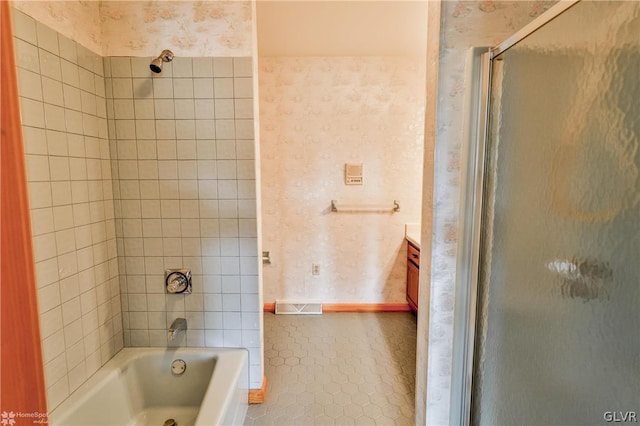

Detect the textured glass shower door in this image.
[472,2,640,425]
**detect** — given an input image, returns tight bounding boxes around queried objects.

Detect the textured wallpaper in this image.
[12,0,103,54]
[259,56,425,304]
[11,1,253,57]
[100,1,252,57]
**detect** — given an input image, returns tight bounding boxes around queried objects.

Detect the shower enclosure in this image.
[453,1,640,425]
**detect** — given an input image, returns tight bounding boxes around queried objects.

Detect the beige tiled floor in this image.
[245,312,417,426]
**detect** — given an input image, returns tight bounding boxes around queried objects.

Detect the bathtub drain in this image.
[163,419,177,426]
[171,359,187,375]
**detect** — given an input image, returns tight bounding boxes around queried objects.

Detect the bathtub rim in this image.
[48,347,249,426]
[196,347,249,426]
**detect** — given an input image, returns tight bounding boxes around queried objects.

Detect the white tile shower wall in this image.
[259,56,425,303]
[12,9,122,411]
[105,56,262,388]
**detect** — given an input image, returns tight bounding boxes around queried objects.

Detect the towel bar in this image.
[330,200,400,213]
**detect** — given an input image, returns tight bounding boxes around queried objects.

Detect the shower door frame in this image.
[450,1,582,425]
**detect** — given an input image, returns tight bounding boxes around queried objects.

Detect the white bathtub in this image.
[50,348,248,426]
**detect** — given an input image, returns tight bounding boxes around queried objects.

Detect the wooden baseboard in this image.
[263,303,410,313]
[323,303,411,312]
[248,376,267,404]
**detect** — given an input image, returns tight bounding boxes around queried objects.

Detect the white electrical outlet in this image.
[312,264,320,275]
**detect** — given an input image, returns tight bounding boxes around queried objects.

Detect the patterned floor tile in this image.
[245,312,417,426]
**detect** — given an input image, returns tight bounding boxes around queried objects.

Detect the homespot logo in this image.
[604,412,638,423]
[0,411,48,425]
[0,412,15,426]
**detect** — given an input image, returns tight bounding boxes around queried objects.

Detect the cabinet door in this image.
[407,261,419,312]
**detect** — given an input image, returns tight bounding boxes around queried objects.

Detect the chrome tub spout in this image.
[168,318,187,341]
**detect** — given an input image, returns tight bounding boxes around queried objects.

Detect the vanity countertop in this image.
[405,223,421,249]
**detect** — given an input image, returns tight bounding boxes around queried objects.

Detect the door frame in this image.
[449,1,582,424]
[1,2,48,417]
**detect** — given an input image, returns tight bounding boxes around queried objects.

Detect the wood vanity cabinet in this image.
[406,242,420,312]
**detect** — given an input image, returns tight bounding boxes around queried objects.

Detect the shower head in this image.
[150,57,163,73]
[150,49,174,73]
